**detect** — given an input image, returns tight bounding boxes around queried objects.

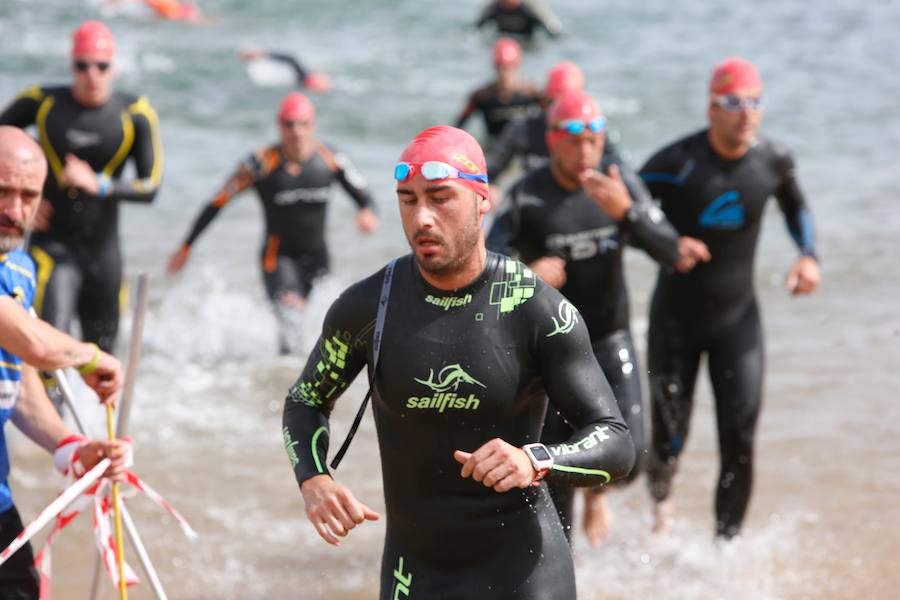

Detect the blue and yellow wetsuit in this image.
[283,252,635,598]
[0,248,40,596]
[0,85,163,351]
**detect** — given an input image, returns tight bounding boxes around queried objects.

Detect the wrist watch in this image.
[522,443,554,480]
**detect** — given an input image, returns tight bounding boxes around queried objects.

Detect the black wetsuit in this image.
[0,85,163,352]
[178,142,373,349]
[639,129,818,538]
[488,161,679,536]
[283,252,634,599]
[487,110,625,182]
[455,81,542,140]
[476,0,563,41]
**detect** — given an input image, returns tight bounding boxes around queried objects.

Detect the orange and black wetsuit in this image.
[455,81,542,141]
[0,85,163,352]
[178,141,374,304]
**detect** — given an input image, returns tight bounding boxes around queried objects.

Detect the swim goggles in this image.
[553,117,607,135]
[713,94,764,112]
[393,161,488,184]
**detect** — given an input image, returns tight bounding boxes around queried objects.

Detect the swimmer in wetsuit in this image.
[167,92,377,354]
[488,91,680,546]
[238,48,332,93]
[454,38,542,146]
[476,0,563,42]
[639,57,821,539]
[0,21,163,353]
[282,126,634,599]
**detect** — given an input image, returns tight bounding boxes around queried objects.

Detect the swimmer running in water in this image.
[167,92,377,354]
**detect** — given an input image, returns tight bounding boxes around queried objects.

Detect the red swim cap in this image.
[72,21,115,60]
[545,62,584,101]
[709,57,762,95]
[278,92,315,123]
[493,38,522,67]
[545,90,604,149]
[399,126,489,199]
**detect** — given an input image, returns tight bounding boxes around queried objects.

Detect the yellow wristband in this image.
[78,343,101,375]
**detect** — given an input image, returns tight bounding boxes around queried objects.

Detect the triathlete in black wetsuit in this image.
[283,126,634,599]
[487,61,583,183]
[476,0,563,42]
[454,38,542,144]
[639,58,821,539]
[0,21,162,353]
[168,92,377,354]
[489,91,680,545]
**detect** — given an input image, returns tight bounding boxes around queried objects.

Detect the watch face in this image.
[530,446,551,461]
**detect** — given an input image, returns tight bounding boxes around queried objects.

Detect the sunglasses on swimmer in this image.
[73,60,111,73]
[553,117,607,135]
[393,161,488,184]
[713,94,764,112]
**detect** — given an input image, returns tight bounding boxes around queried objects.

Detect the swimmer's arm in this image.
[536,296,635,486]
[333,152,376,211]
[614,158,680,267]
[475,3,499,28]
[0,87,43,128]
[454,96,477,129]
[774,154,818,261]
[110,98,163,203]
[486,118,528,181]
[527,0,563,36]
[180,162,256,248]
[282,285,373,487]
[265,51,310,86]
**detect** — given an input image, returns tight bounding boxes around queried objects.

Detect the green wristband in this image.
[78,343,101,375]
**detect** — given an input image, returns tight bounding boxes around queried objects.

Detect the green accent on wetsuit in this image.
[488,258,536,314]
[283,427,300,467]
[546,298,578,337]
[289,331,352,407]
[310,426,327,473]
[551,464,611,482]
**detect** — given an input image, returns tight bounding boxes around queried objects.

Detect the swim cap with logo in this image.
[398,126,489,199]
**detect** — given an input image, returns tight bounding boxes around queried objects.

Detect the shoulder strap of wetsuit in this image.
[330,258,396,469]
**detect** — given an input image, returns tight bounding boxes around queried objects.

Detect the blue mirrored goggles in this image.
[713,94,764,113]
[553,117,607,135]
[393,161,488,184]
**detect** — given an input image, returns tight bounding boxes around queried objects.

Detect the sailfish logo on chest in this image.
[414,364,486,393]
[699,190,745,229]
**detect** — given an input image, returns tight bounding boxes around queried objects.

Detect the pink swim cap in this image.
[493,38,522,67]
[709,57,762,95]
[72,21,115,60]
[398,126,489,199]
[545,90,604,149]
[278,92,315,123]
[544,62,584,101]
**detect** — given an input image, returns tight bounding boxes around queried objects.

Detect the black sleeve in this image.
[0,87,43,128]
[772,148,818,260]
[475,3,499,27]
[487,118,528,181]
[282,277,378,485]
[182,157,257,247]
[532,291,635,486]
[333,150,375,211]
[110,97,163,203]
[605,156,680,267]
[266,51,309,85]
[525,0,563,36]
[638,144,683,203]
[454,96,476,129]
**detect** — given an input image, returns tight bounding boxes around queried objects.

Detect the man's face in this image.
[496,64,518,87]
[280,119,315,155]
[0,155,46,253]
[71,51,115,107]
[707,88,764,148]
[397,174,489,276]
[550,129,605,182]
